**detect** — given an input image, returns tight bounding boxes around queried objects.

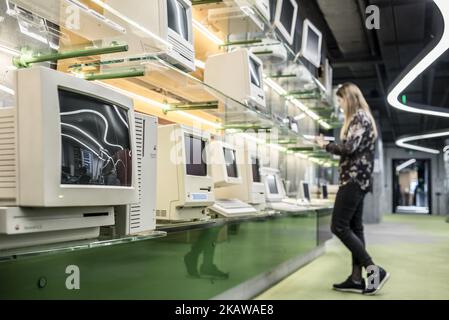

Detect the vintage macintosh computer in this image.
[114,112,158,235]
[103,0,196,72]
[0,67,139,250]
[204,49,266,111]
[156,124,215,222]
[300,19,323,68]
[274,0,299,46]
[211,139,265,210]
[208,139,257,217]
[260,167,307,212]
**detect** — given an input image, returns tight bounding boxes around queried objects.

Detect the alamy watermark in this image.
[366,5,380,30]
[65,265,80,290]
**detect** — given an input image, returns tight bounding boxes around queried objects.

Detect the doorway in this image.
[392,159,431,214]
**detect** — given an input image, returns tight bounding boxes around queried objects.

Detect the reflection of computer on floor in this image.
[156,124,215,222]
[0,67,139,250]
[260,167,305,213]
[209,140,257,218]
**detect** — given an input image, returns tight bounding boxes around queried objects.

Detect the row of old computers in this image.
[0,1,329,250]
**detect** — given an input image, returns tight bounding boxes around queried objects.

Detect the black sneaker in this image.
[363,266,390,295]
[333,276,366,293]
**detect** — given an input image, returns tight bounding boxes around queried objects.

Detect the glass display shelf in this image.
[5,0,171,63]
[68,56,311,143]
[192,0,271,46]
[0,207,326,263]
[0,230,167,261]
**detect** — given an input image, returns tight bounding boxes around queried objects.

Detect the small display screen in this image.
[305,25,321,63]
[167,0,189,41]
[59,89,132,187]
[303,182,311,201]
[267,175,279,195]
[251,157,261,183]
[280,0,295,33]
[322,185,328,199]
[249,57,262,88]
[185,134,207,176]
[223,147,238,178]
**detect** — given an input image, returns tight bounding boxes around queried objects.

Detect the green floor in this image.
[256,214,449,300]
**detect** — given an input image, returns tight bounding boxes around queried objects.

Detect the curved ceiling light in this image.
[388,0,449,154]
[396,130,449,154]
[387,0,449,117]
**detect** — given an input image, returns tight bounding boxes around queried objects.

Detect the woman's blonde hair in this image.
[336,83,378,140]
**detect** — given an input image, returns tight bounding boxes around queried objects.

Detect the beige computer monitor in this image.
[8,66,139,207]
[204,49,266,111]
[213,139,265,205]
[156,124,215,222]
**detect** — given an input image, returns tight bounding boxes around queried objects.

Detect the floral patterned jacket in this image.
[325,110,377,192]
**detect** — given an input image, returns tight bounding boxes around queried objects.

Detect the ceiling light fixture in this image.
[387,0,449,118]
[389,0,449,153]
[395,158,416,172]
[396,131,449,154]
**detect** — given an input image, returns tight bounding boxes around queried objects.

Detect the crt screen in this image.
[251,157,261,183]
[167,0,189,41]
[249,57,262,88]
[306,26,321,62]
[59,88,132,187]
[223,147,238,178]
[303,182,311,201]
[267,175,279,195]
[185,134,207,176]
[280,0,295,34]
[322,185,328,199]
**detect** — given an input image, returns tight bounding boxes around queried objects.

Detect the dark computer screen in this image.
[167,0,189,41]
[249,57,262,88]
[251,157,261,183]
[305,25,321,63]
[322,185,328,199]
[185,134,207,176]
[303,182,311,201]
[280,0,295,34]
[267,175,279,194]
[59,88,132,187]
[223,147,238,178]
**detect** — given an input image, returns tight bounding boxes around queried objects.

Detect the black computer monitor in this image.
[251,157,262,183]
[267,175,279,195]
[322,185,328,199]
[302,182,311,201]
[223,147,238,178]
[184,133,207,176]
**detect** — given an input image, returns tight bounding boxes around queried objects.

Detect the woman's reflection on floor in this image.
[184,226,229,279]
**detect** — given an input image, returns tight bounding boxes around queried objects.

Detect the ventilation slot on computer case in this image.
[0,109,17,205]
[129,116,145,230]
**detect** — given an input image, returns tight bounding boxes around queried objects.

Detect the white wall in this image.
[383,143,447,215]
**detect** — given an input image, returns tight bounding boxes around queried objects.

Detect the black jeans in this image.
[331,182,372,268]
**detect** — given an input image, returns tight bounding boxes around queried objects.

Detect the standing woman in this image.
[316,83,390,295]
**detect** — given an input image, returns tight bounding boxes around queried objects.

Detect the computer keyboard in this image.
[268,201,309,213]
[208,199,258,217]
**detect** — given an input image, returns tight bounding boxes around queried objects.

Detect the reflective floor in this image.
[256,214,449,300]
